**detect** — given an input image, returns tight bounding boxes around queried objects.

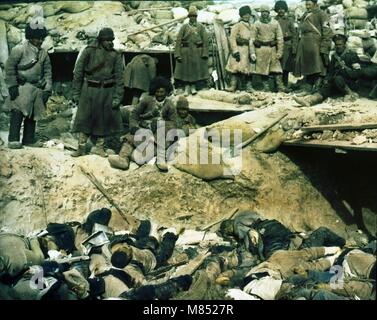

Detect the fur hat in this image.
[188,6,198,17]
[239,5,251,17]
[82,208,112,234]
[332,33,348,42]
[46,223,76,254]
[25,22,47,40]
[176,96,189,110]
[274,1,289,12]
[98,27,115,40]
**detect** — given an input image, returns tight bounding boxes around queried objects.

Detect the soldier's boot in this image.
[343,85,359,101]
[184,84,191,97]
[190,84,197,95]
[293,93,324,107]
[108,141,133,170]
[156,143,168,172]
[91,137,107,158]
[311,77,323,93]
[276,74,290,93]
[71,132,88,157]
[245,79,255,93]
[369,84,377,100]
[225,75,238,92]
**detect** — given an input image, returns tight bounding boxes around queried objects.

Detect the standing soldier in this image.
[71,27,124,158]
[5,22,52,149]
[225,5,256,93]
[274,1,298,88]
[249,5,285,92]
[174,6,209,97]
[294,0,332,92]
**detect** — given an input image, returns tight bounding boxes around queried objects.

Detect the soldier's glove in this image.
[321,53,330,67]
[112,100,121,110]
[250,54,256,62]
[42,91,51,104]
[232,52,241,62]
[176,57,183,63]
[254,40,262,48]
[9,86,19,101]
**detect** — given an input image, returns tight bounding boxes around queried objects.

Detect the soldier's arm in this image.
[43,53,53,92]
[5,46,23,88]
[174,25,185,59]
[229,24,239,54]
[72,47,90,100]
[113,52,125,106]
[130,97,148,130]
[275,22,284,59]
[290,19,298,55]
[161,99,176,121]
[249,24,257,56]
[200,24,209,58]
[319,12,332,55]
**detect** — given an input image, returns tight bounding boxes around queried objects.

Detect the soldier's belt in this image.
[255,40,277,47]
[86,79,115,88]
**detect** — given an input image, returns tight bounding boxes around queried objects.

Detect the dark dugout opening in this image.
[280,146,377,238]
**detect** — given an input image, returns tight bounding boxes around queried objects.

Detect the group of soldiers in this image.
[2,0,377,169]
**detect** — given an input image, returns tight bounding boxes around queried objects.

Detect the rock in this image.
[42,3,62,17]
[254,127,286,153]
[321,130,333,140]
[352,135,367,145]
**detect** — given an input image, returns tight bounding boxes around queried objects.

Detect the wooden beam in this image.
[283,139,377,152]
[301,123,377,133]
[187,96,253,113]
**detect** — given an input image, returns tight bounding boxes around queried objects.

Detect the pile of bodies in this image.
[0,209,375,300]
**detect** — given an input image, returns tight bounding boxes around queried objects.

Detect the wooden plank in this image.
[283,139,377,152]
[187,96,253,113]
[301,122,377,133]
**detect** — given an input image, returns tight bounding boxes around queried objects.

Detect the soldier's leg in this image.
[91,136,107,158]
[22,116,36,145]
[71,132,89,157]
[108,134,134,170]
[275,73,287,93]
[282,71,289,87]
[226,74,238,92]
[8,109,24,148]
[190,82,197,95]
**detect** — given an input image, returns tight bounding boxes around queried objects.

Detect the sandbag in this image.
[60,1,93,13]
[347,36,363,50]
[0,8,18,21]
[348,19,368,30]
[0,20,8,66]
[346,7,368,19]
[154,10,173,20]
[342,0,353,8]
[42,3,62,17]
[197,11,216,25]
[172,7,188,20]
[217,9,240,24]
[207,3,234,13]
[6,24,23,47]
[253,127,286,153]
[328,5,344,15]
[353,0,368,8]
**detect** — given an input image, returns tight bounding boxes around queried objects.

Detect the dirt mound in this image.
[0,143,350,238]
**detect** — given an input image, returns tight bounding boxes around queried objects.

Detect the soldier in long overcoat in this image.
[294,0,332,91]
[274,1,298,87]
[225,6,256,92]
[5,23,52,149]
[71,27,124,158]
[174,6,209,96]
[249,5,285,92]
